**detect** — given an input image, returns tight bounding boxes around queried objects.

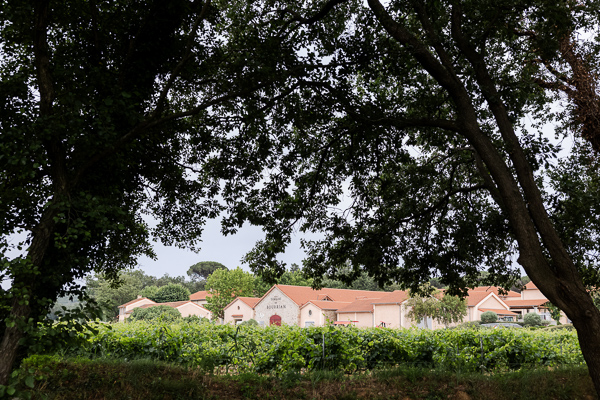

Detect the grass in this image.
[15,355,599,400]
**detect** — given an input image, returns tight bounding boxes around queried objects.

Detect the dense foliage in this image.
[85,270,202,320]
[149,284,191,303]
[43,322,584,375]
[481,312,498,324]
[129,306,182,323]
[406,288,467,328]
[187,261,228,282]
[204,267,256,320]
[0,0,302,383]
[524,313,542,327]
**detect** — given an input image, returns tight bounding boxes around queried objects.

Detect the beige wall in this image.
[522,288,545,300]
[224,299,255,324]
[300,304,326,327]
[373,304,402,328]
[118,298,155,322]
[254,287,300,326]
[337,312,373,328]
[176,303,211,319]
[473,296,509,320]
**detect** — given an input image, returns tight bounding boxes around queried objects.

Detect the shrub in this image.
[455,321,481,329]
[183,315,209,323]
[240,319,259,327]
[523,312,542,327]
[129,305,182,323]
[480,311,498,323]
[150,284,191,303]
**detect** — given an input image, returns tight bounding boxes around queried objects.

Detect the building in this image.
[117,296,155,323]
[117,296,212,322]
[189,290,210,306]
[252,285,390,327]
[216,280,569,328]
[223,297,261,324]
[504,281,570,323]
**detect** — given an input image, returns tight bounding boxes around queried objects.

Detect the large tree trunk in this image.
[0,205,58,385]
[570,296,600,393]
[0,301,31,385]
[365,0,600,395]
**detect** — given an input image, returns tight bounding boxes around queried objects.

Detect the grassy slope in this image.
[17,356,598,400]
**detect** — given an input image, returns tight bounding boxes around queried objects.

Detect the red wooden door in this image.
[270,314,282,326]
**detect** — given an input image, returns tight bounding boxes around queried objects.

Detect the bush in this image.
[240,319,259,327]
[183,315,208,323]
[455,321,481,329]
[129,305,182,323]
[523,312,542,327]
[150,284,191,303]
[480,311,498,323]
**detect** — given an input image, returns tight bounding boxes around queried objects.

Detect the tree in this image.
[205,0,600,393]
[545,302,563,325]
[0,0,299,383]
[85,270,155,320]
[187,261,228,281]
[149,283,191,303]
[129,305,182,323]
[523,312,542,327]
[254,264,314,296]
[406,291,440,329]
[406,287,467,328]
[204,267,255,320]
[480,311,498,324]
[139,286,160,300]
[436,293,468,327]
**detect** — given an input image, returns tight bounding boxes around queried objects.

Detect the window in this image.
[305,321,315,327]
[308,309,312,316]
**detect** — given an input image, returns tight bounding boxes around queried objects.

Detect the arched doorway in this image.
[270,314,282,326]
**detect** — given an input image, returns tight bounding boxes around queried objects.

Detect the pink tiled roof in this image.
[504,298,549,308]
[190,290,211,301]
[465,290,494,307]
[303,300,352,311]
[237,297,261,308]
[472,286,521,298]
[371,290,409,304]
[118,297,154,308]
[137,300,191,309]
[273,285,388,307]
[524,281,538,290]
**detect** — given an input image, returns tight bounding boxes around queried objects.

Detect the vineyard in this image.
[46,321,584,375]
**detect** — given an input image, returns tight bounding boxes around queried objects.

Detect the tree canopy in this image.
[406,287,467,328]
[197,0,600,393]
[204,267,255,320]
[85,269,202,320]
[129,305,182,323]
[4,0,600,394]
[0,0,300,383]
[187,261,228,282]
[150,284,191,303]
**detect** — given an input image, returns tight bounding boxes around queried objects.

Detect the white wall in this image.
[254,287,300,326]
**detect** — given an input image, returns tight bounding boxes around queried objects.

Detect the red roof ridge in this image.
[118,297,154,308]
